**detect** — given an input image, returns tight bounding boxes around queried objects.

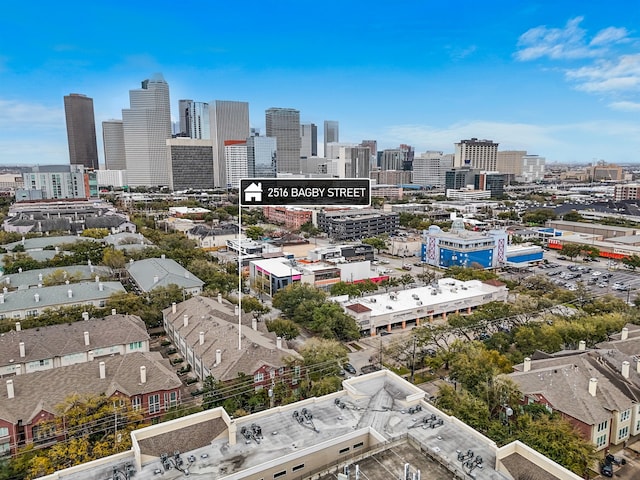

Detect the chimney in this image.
[82,311,89,321]
[34,293,39,303]
[636,358,640,374]
[129,259,134,265]
[589,377,598,397]
[183,314,189,327]
[19,341,25,358]
[234,305,239,316]
[95,275,99,283]
[199,331,204,346]
[523,357,531,372]
[578,340,586,351]
[153,275,159,284]
[172,302,176,314]
[111,308,117,315]
[99,361,106,379]
[161,254,165,260]
[17,268,22,273]
[67,289,73,298]
[140,366,147,384]
[622,327,629,340]
[0,294,4,304]
[217,293,222,304]
[215,349,222,365]
[98,283,104,291]
[38,273,43,282]
[87,259,92,266]
[252,318,257,331]
[6,380,14,399]
[14,365,21,375]
[622,361,630,379]
[3,286,7,293]
[90,265,94,273]
[84,331,90,346]
[276,337,282,350]
[15,322,20,331]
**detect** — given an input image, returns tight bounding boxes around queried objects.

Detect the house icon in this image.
[244,182,263,203]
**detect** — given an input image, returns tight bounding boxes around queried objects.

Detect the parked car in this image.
[344,363,357,375]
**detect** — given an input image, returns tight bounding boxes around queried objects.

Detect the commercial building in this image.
[64,94,99,170]
[369,169,411,185]
[412,151,453,188]
[521,154,546,183]
[266,108,301,174]
[166,138,215,191]
[101,119,126,170]
[122,74,172,187]
[224,140,248,189]
[323,120,339,156]
[317,210,400,241]
[346,145,371,178]
[18,165,92,200]
[210,100,250,188]
[247,135,277,178]
[307,243,375,262]
[262,206,312,230]
[474,171,505,198]
[36,370,582,480]
[421,220,508,269]
[589,162,623,182]
[162,296,299,382]
[454,138,498,171]
[0,351,181,455]
[178,100,210,139]
[300,123,317,158]
[615,184,640,201]
[339,278,508,335]
[0,313,149,377]
[249,258,301,297]
[371,184,403,200]
[126,257,204,295]
[96,168,127,188]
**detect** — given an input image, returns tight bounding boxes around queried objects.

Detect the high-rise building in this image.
[266,108,301,174]
[166,138,214,191]
[247,136,277,178]
[179,100,210,139]
[300,123,317,159]
[360,140,377,168]
[210,101,250,188]
[521,155,545,183]
[20,165,91,200]
[102,120,126,171]
[412,151,453,188]
[224,140,248,189]
[122,74,172,187]
[323,120,339,157]
[475,172,505,198]
[380,149,406,170]
[454,138,498,171]
[64,94,99,170]
[346,146,371,178]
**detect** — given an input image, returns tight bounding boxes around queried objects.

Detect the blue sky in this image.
[1,1,640,165]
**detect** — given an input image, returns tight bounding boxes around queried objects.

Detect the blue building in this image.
[421,220,508,269]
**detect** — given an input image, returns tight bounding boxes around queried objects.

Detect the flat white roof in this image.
[251,258,302,277]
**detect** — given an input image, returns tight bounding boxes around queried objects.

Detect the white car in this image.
[591,271,602,277]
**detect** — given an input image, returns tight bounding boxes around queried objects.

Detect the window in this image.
[164,391,178,410]
[129,341,143,350]
[148,394,160,414]
[597,420,608,432]
[353,442,364,448]
[292,464,304,472]
[596,434,607,448]
[254,372,264,383]
[618,426,629,440]
[32,424,55,442]
[273,471,286,479]
[0,442,9,456]
[132,396,141,411]
[26,310,38,317]
[621,409,631,421]
[339,447,350,454]
[0,427,8,438]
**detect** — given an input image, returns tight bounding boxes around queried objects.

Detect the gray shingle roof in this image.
[509,353,636,426]
[3,235,98,251]
[127,258,204,292]
[0,281,125,314]
[0,314,149,366]
[163,296,299,381]
[0,352,181,424]
[1,265,112,290]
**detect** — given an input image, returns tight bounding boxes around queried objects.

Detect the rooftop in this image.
[3,235,99,251]
[251,258,302,278]
[127,257,204,292]
[0,264,112,289]
[0,313,149,366]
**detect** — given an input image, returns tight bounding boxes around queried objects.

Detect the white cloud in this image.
[609,100,640,111]
[0,99,64,130]
[515,17,631,61]
[566,54,640,93]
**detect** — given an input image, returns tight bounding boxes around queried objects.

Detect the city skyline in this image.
[1,1,639,166]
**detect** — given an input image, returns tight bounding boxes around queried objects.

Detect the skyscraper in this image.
[300,123,317,158]
[224,140,248,189]
[102,120,126,170]
[122,74,172,187]
[64,94,99,170]
[179,100,210,139]
[209,101,250,188]
[247,135,277,178]
[454,138,499,171]
[323,120,339,157]
[266,108,301,174]
[166,138,214,191]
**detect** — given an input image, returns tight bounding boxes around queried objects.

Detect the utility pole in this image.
[410,336,417,384]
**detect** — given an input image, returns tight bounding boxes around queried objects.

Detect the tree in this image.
[241,296,270,316]
[299,221,320,236]
[399,273,413,286]
[295,338,348,378]
[361,236,387,254]
[245,226,265,241]
[272,283,326,320]
[622,254,640,271]
[24,393,145,478]
[265,318,300,340]
[560,243,583,261]
[309,302,360,341]
[43,269,82,286]
[562,210,583,222]
[81,228,110,239]
[329,281,361,297]
[521,209,556,226]
[101,248,126,270]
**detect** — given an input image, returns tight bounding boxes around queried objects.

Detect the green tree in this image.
[562,210,584,222]
[521,208,556,225]
[101,248,126,270]
[361,236,387,254]
[560,243,583,261]
[622,254,640,271]
[245,226,265,240]
[265,318,300,340]
[295,338,348,378]
[329,281,361,297]
[272,283,327,320]
[310,302,360,341]
[241,296,270,316]
[81,228,110,239]
[299,221,320,236]
[42,269,82,286]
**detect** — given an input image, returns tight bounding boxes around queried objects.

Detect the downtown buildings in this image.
[64,94,99,170]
